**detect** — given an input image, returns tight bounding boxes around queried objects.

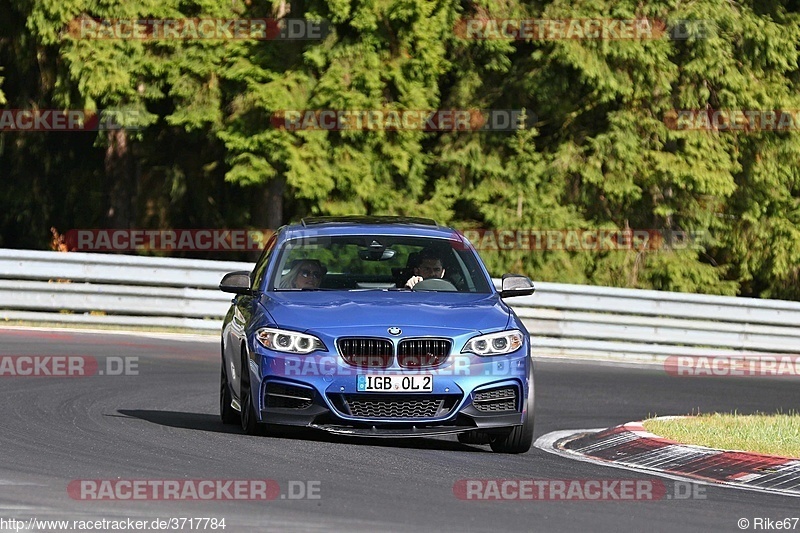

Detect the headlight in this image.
[256,328,325,354]
[462,330,524,356]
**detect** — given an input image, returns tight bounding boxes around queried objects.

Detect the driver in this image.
[405,249,445,289]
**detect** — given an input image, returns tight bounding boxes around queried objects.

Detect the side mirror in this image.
[219,271,252,295]
[499,274,535,298]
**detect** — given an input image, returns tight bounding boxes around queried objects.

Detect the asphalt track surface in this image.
[1,328,798,532]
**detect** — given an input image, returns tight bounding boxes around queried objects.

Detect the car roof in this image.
[281,216,464,241]
[300,215,437,227]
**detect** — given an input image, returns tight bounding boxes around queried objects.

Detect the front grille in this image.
[338,338,393,368]
[473,386,518,412]
[397,339,451,368]
[264,382,314,409]
[342,394,459,419]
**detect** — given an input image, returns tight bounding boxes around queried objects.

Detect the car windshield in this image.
[268,235,492,293]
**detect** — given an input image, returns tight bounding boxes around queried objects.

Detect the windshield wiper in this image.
[272,288,334,291]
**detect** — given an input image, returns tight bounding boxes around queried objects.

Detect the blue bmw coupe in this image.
[219,216,536,453]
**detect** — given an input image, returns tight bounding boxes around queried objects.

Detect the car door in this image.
[223,232,278,401]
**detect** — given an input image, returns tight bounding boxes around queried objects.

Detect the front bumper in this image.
[252,348,530,435]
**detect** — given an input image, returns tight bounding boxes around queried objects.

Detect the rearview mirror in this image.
[499,274,535,298]
[358,243,396,261]
[219,271,252,295]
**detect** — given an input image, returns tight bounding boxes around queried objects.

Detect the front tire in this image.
[240,353,264,436]
[457,431,492,445]
[490,362,535,454]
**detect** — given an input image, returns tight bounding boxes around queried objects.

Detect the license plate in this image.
[357,374,433,392]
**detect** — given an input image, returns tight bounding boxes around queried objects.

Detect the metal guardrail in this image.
[0,249,239,330]
[1,249,799,361]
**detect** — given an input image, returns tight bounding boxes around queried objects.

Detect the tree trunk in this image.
[254,177,285,230]
[248,177,285,260]
[104,128,136,230]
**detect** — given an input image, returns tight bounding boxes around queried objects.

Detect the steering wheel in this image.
[411,278,458,292]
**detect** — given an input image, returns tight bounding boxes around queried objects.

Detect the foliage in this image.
[1,0,799,297]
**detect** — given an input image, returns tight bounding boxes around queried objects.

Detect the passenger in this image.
[280,260,327,289]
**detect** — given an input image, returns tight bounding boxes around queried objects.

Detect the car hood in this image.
[260,291,510,335]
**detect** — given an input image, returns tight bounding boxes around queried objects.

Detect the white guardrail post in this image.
[2,249,800,361]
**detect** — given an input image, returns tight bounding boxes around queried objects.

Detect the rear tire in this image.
[490,362,535,454]
[220,360,238,425]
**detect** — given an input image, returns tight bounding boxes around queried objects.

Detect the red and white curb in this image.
[534,420,800,498]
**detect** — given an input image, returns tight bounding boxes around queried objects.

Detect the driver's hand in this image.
[405,276,423,289]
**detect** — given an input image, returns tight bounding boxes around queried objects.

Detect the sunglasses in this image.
[299,269,323,280]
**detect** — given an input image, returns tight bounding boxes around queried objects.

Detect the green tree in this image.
[449,0,797,295]
[1,0,253,255]
[2,0,800,299]
[220,0,464,224]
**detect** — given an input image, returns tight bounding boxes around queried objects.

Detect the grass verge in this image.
[642,412,800,458]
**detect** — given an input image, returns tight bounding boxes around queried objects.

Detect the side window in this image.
[251,233,278,291]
